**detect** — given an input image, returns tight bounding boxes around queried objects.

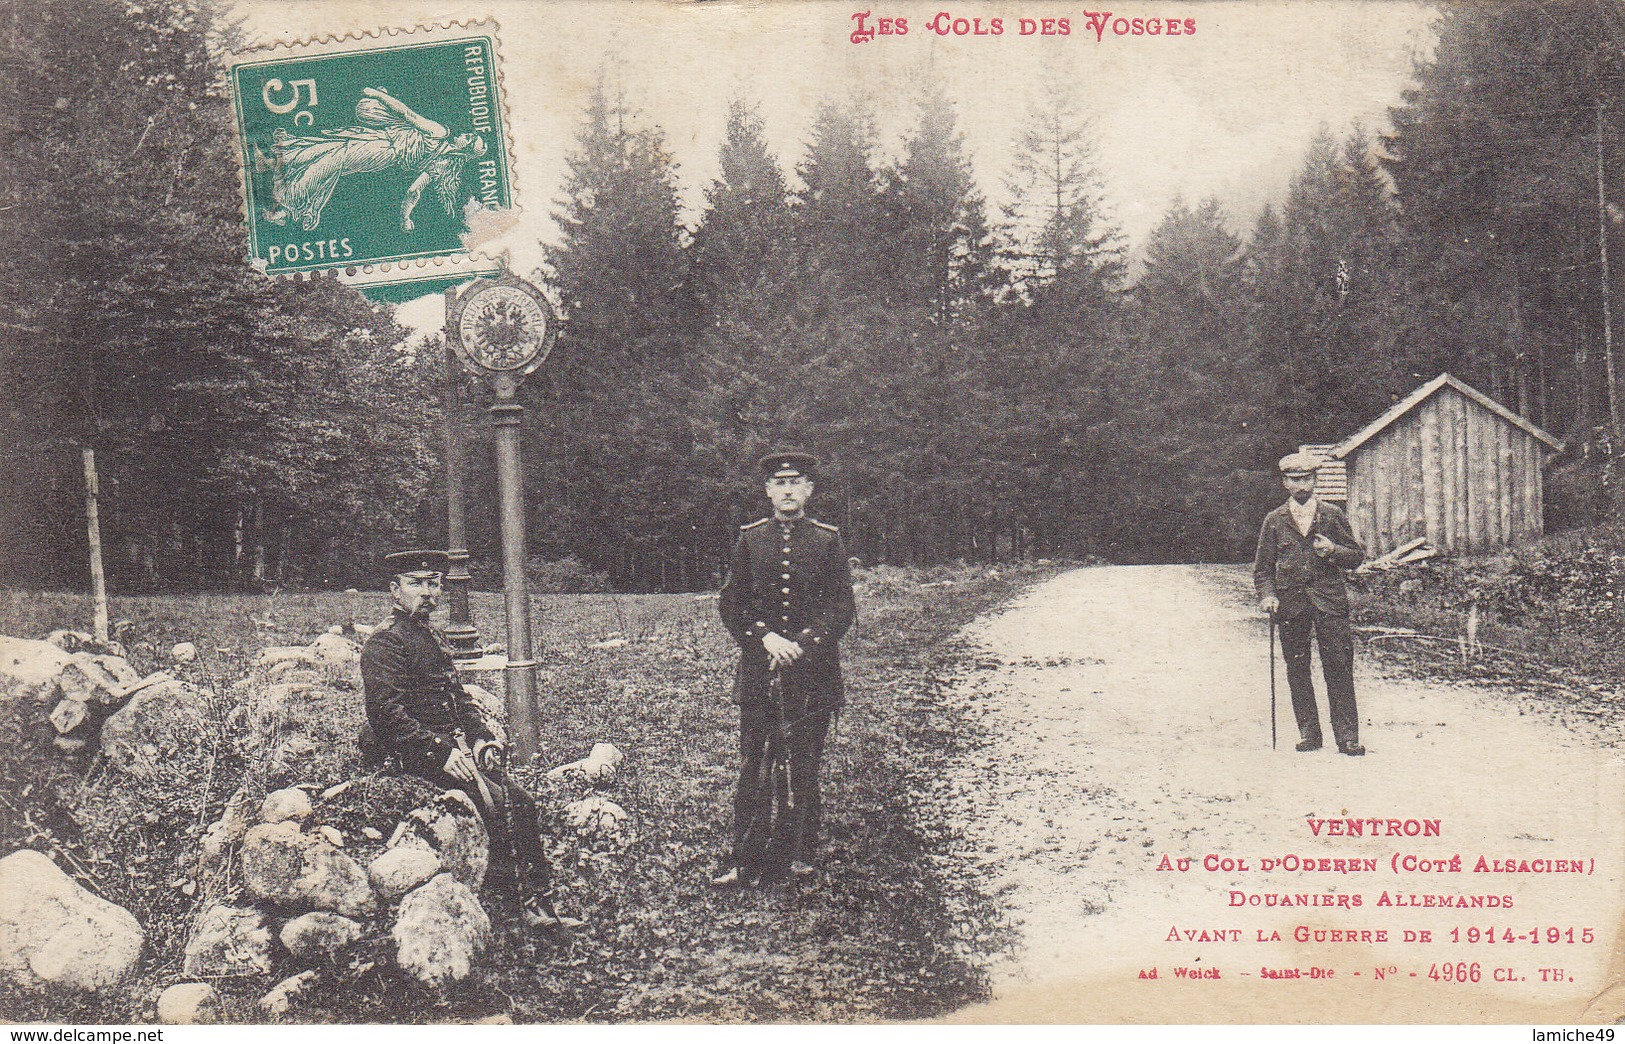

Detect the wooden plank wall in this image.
[1344,386,1546,555]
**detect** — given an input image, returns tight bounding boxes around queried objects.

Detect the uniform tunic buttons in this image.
[781,587,790,594]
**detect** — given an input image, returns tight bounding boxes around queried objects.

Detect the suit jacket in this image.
[718,515,856,710]
[1252,500,1366,618]
[360,609,495,775]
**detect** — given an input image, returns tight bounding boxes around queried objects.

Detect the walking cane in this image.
[1268,612,1278,750]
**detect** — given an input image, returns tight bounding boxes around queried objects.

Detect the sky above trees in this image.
[236,0,1436,328]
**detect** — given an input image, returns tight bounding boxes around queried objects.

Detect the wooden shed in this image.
[1329,373,1564,556]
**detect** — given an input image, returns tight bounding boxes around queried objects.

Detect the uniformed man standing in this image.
[360,550,579,927]
[712,452,856,887]
[1253,453,1368,756]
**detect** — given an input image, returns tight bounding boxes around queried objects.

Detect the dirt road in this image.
[934,564,1625,1023]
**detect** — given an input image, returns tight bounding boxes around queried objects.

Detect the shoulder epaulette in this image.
[809,519,840,532]
[741,518,771,530]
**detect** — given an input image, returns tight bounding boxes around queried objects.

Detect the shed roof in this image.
[1330,372,1564,460]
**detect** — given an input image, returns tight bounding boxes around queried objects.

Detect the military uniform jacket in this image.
[718,516,856,710]
[360,609,495,775]
[1252,500,1366,618]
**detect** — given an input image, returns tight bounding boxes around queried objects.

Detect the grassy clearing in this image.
[0,562,1055,1023]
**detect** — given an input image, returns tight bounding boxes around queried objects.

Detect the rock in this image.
[298,840,375,918]
[264,660,315,683]
[392,791,488,890]
[48,698,88,736]
[183,904,273,978]
[462,683,506,746]
[0,637,75,703]
[46,630,94,653]
[156,982,220,1025]
[391,874,490,989]
[98,678,212,777]
[0,850,144,991]
[200,788,253,873]
[279,912,364,962]
[245,679,364,788]
[240,821,375,918]
[260,788,313,825]
[256,646,316,669]
[367,846,441,901]
[316,825,344,847]
[563,795,630,839]
[320,781,354,801]
[56,652,140,707]
[258,970,318,1015]
[361,826,384,841]
[547,741,624,784]
[170,642,198,664]
[308,632,358,667]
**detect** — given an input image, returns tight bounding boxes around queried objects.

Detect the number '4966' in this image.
[1427,962,1481,983]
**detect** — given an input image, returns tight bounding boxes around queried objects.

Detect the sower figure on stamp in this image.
[712,452,856,888]
[360,550,581,928]
[1253,453,1368,756]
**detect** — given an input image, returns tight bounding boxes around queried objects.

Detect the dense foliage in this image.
[4,0,1622,591]
[0,0,435,590]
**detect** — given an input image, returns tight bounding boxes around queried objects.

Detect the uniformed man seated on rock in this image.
[359,550,580,928]
[712,451,856,888]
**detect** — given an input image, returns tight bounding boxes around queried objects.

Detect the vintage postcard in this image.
[2,0,1621,1030]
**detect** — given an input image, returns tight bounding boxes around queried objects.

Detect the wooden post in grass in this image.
[82,448,109,644]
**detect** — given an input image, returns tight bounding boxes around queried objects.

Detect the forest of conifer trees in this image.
[3,1,1622,591]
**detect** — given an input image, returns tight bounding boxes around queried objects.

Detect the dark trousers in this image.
[731,701,834,876]
[1277,608,1358,749]
[426,765,552,897]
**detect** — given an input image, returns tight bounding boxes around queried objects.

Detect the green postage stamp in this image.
[228,22,515,283]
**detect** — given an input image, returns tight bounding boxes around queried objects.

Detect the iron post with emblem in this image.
[446,272,559,763]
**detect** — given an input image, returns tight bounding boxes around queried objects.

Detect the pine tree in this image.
[978,72,1126,558]
[999,69,1125,305]
[689,100,801,558]
[535,73,702,589]
[1382,1,1624,445]
[1256,129,1407,447]
[0,0,436,588]
[1115,198,1265,560]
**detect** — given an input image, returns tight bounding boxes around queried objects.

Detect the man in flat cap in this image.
[712,452,857,887]
[360,550,579,927]
[1253,453,1368,756]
